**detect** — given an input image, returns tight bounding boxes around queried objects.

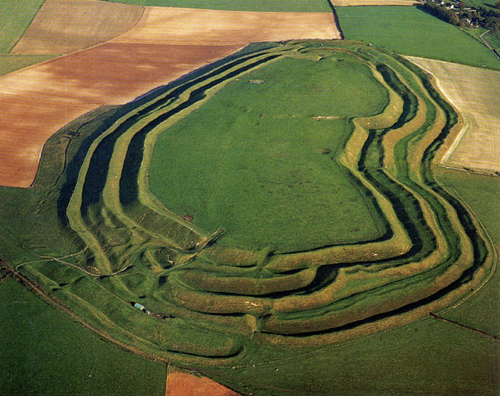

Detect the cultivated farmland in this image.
[408,56,500,174]
[0,6,339,188]
[12,0,144,54]
[0,1,46,53]
[101,0,334,12]
[330,0,415,5]
[166,366,242,396]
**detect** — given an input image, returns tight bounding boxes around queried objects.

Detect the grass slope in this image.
[210,316,499,396]
[150,56,388,251]
[440,170,500,337]
[101,0,333,12]
[336,6,500,70]
[0,0,46,53]
[0,278,166,396]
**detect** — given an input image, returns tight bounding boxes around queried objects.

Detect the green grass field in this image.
[208,314,499,396]
[440,170,500,337]
[102,0,332,12]
[336,6,500,70]
[150,56,388,252]
[0,1,46,53]
[0,278,166,396]
[0,41,492,385]
[0,54,55,76]
[484,32,500,51]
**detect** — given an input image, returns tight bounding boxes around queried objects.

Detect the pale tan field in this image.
[408,56,500,173]
[330,0,415,5]
[0,6,340,188]
[114,7,341,46]
[166,367,242,396]
[12,0,143,54]
[0,44,239,187]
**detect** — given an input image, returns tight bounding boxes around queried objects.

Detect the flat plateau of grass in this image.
[150,56,388,251]
[0,278,166,396]
[336,6,500,70]
[102,0,333,12]
[0,0,46,53]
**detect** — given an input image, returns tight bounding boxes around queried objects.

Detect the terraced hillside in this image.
[1,41,493,377]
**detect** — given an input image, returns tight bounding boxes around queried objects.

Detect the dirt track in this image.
[0,6,340,188]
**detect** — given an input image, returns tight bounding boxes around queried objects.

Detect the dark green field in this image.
[336,6,500,70]
[0,278,166,396]
[102,0,332,12]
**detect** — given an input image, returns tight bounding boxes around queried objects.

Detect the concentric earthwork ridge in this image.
[22,41,494,367]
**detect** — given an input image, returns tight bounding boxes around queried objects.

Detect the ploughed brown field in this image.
[0,6,340,188]
[166,367,243,396]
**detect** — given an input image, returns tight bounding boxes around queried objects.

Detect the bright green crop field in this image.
[336,6,500,70]
[102,0,333,12]
[0,0,46,53]
[150,56,388,252]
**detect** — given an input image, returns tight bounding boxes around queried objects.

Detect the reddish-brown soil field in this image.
[0,44,240,187]
[0,6,340,188]
[166,367,243,396]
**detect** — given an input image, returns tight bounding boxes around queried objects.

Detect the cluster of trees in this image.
[422,1,500,32]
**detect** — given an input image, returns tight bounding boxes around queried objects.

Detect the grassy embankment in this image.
[336,5,500,70]
[0,1,55,76]
[102,0,333,12]
[0,40,496,394]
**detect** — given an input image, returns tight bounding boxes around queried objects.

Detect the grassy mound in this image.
[0,41,494,390]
